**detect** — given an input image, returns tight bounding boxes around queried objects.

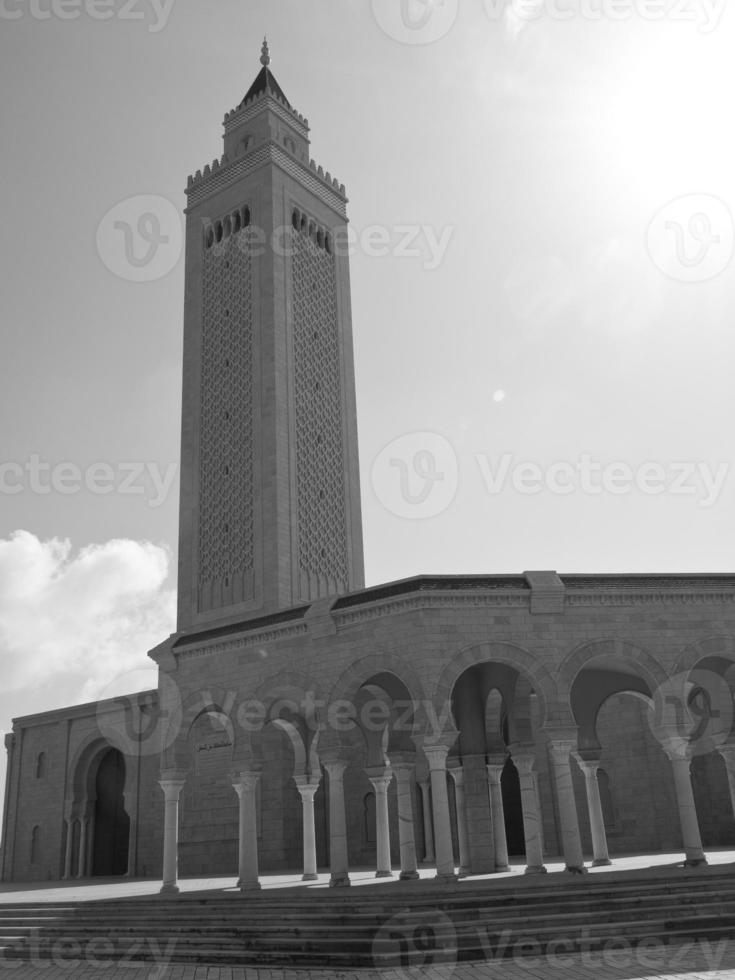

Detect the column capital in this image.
[159,768,189,783]
[366,766,393,792]
[486,762,504,783]
[547,736,578,761]
[294,774,320,801]
[717,742,735,768]
[63,800,76,821]
[660,737,693,763]
[323,759,348,781]
[413,728,459,757]
[573,753,601,778]
[158,772,187,800]
[511,751,537,776]
[416,739,454,771]
[231,770,262,795]
[446,762,464,786]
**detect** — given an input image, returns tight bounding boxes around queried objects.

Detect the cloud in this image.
[0,531,175,706]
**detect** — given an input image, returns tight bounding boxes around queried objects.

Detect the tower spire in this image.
[260,37,270,67]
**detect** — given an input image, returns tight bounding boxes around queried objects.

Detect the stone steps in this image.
[0,869,734,966]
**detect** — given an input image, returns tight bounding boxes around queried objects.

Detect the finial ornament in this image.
[260,37,270,67]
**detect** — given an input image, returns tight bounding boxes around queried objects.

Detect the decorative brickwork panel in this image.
[291,227,349,597]
[197,225,255,612]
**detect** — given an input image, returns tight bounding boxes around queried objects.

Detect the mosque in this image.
[2,43,735,891]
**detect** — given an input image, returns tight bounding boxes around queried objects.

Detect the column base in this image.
[329,873,351,887]
[375,870,394,878]
[159,883,179,894]
[458,867,471,878]
[565,865,588,874]
[435,872,459,882]
[238,881,262,892]
[399,870,420,880]
[493,865,511,873]
[302,873,319,881]
[524,865,547,875]
[592,858,612,867]
[684,857,708,868]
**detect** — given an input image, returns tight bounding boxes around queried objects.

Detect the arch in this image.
[558,638,669,700]
[327,653,429,710]
[92,748,130,876]
[675,635,735,678]
[163,687,242,772]
[434,641,556,729]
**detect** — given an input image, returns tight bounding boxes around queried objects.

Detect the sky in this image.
[1,0,734,805]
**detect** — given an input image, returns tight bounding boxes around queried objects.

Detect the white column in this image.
[158,773,186,894]
[294,775,320,881]
[123,790,136,878]
[512,752,547,875]
[76,808,88,879]
[448,765,471,877]
[418,779,435,863]
[421,743,457,881]
[663,741,707,867]
[86,801,96,877]
[486,762,510,872]
[62,807,75,881]
[366,766,394,877]
[232,771,262,891]
[391,757,419,880]
[574,755,611,867]
[717,744,735,820]
[548,738,587,873]
[324,761,350,887]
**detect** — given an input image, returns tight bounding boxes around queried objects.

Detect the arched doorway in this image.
[92,748,130,876]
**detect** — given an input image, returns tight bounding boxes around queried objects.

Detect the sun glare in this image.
[603,20,735,199]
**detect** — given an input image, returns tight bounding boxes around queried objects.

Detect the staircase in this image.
[1,867,735,968]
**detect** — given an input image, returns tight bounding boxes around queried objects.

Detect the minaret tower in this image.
[176,41,364,630]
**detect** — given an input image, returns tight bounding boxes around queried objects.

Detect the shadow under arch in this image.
[68,734,132,877]
[326,652,429,710]
[434,641,556,731]
[674,635,735,679]
[558,637,669,703]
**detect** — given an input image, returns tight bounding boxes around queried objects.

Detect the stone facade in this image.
[3,48,735,888]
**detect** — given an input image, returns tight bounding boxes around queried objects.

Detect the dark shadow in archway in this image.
[92,748,129,876]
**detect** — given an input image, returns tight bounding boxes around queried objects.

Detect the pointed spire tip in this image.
[260,37,270,67]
